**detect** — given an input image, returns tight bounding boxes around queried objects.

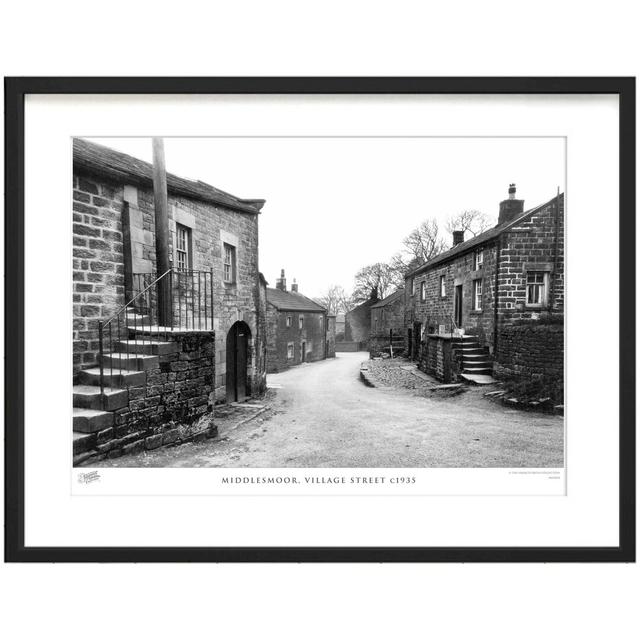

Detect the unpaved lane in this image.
[96,352,563,467]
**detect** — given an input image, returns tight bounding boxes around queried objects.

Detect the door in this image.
[226,321,250,402]
[454,284,463,328]
[301,341,306,362]
[407,328,413,359]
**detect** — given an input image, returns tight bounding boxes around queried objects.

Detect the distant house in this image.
[369,288,405,356]
[334,313,346,341]
[344,289,379,348]
[266,270,335,373]
[405,185,564,387]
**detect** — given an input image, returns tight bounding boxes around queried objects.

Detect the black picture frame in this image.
[4,77,635,563]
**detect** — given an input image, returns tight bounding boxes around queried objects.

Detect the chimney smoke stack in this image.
[276,268,287,291]
[452,230,465,246]
[291,278,299,293]
[498,183,524,224]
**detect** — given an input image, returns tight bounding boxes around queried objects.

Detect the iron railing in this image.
[97,268,214,401]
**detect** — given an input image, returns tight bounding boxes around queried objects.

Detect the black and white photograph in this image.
[71,135,565,470]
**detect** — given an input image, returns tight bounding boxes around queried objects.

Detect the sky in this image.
[86,137,565,299]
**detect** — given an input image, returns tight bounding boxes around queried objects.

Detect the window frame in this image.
[175,223,192,271]
[410,278,415,296]
[298,315,304,329]
[286,342,294,359]
[286,315,292,328]
[472,278,483,311]
[420,281,426,302]
[525,271,549,308]
[440,274,446,298]
[474,248,484,271]
[223,242,236,284]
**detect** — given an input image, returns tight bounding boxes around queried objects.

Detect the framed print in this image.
[4,77,635,562]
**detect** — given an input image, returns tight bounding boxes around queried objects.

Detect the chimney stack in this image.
[291,278,299,293]
[276,268,287,292]
[452,230,465,246]
[498,183,524,224]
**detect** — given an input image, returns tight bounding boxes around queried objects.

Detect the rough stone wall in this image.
[266,306,328,373]
[73,173,126,373]
[418,336,454,382]
[345,297,378,344]
[255,277,268,394]
[405,243,498,352]
[494,323,564,390]
[74,332,215,465]
[496,195,565,330]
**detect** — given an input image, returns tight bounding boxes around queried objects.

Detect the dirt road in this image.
[96,352,564,468]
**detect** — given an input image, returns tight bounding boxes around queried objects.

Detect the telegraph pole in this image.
[152,137,171,325]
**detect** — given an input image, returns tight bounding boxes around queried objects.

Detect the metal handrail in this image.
[96,267,214,406]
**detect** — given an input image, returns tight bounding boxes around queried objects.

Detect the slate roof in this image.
[73,138,265,214]
[371,288,405,309]
[266,288,327,313]
[406,194,561,278]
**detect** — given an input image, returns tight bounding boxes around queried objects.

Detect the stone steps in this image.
[73,407,114,433]
[101,352,160,371]
[73,384,129,411]
[454,336,495,380]
[79,367,146,388]
[115,339,179,355]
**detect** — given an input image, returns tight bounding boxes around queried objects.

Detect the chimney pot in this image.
[453,230,465,246]
[276,269,287,291]
[291,278,299,293]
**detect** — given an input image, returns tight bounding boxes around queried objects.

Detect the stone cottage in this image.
[343,289,379,350]
[266,270,335,372]
[369,288,405,357]
[72,138,267,463]
[405,185,564,386]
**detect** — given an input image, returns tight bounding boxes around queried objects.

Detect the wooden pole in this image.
[152,137,171,326]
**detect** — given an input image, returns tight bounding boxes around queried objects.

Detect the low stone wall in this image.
[336,341,366,352]
[494,323,564,388]
[418,335,456,383]
[369,334,405,357]
[75,332,216,465]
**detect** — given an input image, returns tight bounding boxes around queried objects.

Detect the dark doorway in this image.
[454,285,463,328]
[226,321,250,403]
[301,341,306,363]
[412,322,422,360]
[407,328,412,359]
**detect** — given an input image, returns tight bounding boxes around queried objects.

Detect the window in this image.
[299,315,304,329]
[410,278,415,296]
[440,275,446,297]
[223,243,236,283]
[526,271,548,307]
[474,248,484,270]
[286,315,292,327]
[473,279,482,311]
[175,224,191,271]
[287,343,294,359]
[420,281,426,301]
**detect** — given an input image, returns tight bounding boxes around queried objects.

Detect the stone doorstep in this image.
[460,373,496,386]
[115,339,179,355]
[101,352,160,371]
[79,367,146,388]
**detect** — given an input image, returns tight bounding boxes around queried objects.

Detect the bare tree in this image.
[445,209,493,238]
[402,218,448,264]
[352,262,402,304]
[314,284,352,315]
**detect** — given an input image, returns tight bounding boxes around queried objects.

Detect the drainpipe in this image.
[152,137,171,326]
[549,187,561,312]
[493,235,501,357]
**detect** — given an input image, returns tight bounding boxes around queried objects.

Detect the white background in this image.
[1,2,638,639]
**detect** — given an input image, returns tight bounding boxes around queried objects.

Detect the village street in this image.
[96,352,564,468]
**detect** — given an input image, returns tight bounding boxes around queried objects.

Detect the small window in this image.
[223,243,236,283]
[410,278,415,296]
[299,315,304,329]
[420,281,426,302]
[526,271,548,307]
[286,315,292,327]
[474,248,484,270]
[287,343,294,359]
[175,223,191,271]
[473,279,483,311]
[440,275,446,297]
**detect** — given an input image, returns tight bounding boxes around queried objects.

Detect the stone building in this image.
[405,185,564,386]
[369,288,405,356]
[266,270,335,372]
[343,290,379,349]
[72,138,267,463]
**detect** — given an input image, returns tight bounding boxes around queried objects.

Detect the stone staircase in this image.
[453,335,495,385]
[72,311,179,460]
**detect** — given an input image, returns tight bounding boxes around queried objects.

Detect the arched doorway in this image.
[226,321,251,403]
